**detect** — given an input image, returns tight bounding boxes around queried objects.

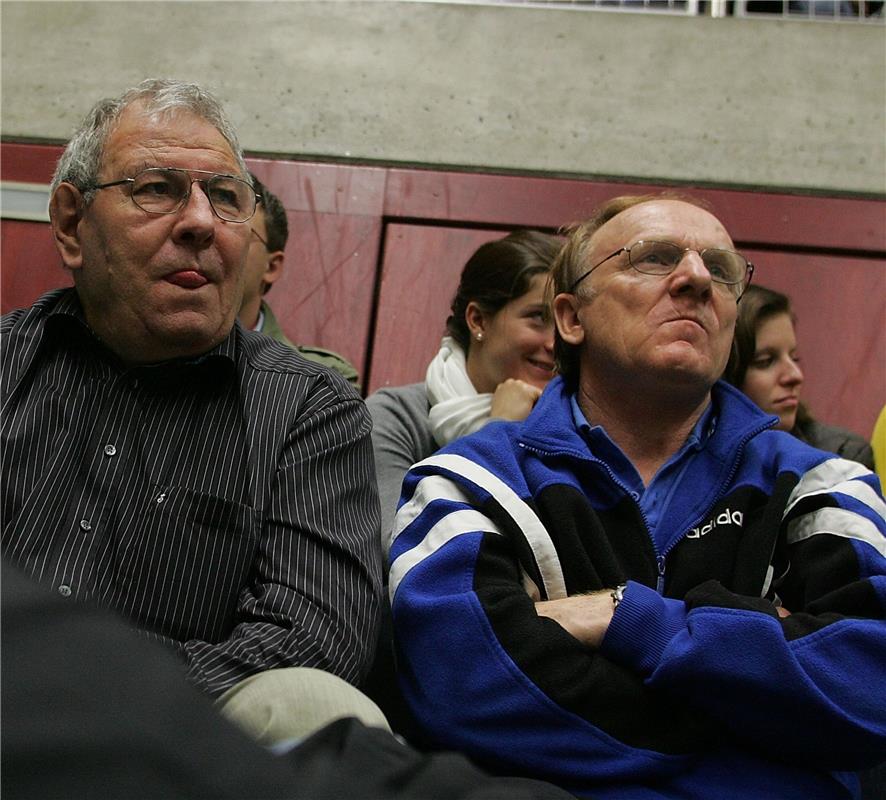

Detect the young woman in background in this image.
[367,230,562,551]
[724,284,874,469]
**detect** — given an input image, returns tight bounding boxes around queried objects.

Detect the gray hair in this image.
[50,78,248,204]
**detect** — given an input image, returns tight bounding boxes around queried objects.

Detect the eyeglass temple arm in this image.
[89,177,133,190]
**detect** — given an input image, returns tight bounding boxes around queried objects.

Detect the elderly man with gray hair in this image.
[0,78,385,739]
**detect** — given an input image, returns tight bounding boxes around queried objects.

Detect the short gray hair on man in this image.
[50,78,249,204]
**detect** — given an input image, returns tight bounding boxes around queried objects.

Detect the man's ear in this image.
[552,292,586,346]
[49,184,85,271]
[262,250,285,292]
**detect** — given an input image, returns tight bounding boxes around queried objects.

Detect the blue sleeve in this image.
[601,463,886,771]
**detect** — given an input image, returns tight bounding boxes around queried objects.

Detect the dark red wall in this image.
[3,142,883,439]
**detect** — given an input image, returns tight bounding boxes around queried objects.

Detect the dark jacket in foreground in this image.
[390,377,886,799]
[0,560,576,800]
[1,289,381,697]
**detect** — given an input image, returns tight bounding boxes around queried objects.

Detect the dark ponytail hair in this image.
[446,230,562,353]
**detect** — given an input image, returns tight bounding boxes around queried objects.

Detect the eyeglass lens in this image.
[130,168,255,222]
[629,241,748,286]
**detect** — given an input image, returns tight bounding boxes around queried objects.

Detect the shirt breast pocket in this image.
[113,485,260,643]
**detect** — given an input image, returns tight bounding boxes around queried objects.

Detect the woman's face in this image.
[741,311,804,431]
[466,274,556,394]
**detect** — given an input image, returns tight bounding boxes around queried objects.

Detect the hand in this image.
[535,590,615,648]
[490,379,543,422]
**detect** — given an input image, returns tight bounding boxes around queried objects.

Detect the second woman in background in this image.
[368,230,562,551]
[724,283,874,469]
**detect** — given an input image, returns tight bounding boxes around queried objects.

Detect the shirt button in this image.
[104,444,117,457]
[58,584,72,597]
[79,519,92,532]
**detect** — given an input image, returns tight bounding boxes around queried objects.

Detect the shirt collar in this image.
[569,392,716,455]
[253,308,265,333]
[43,289,237,382]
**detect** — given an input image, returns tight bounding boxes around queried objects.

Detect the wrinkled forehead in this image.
[591,199,735,256]
[102,101,242,176]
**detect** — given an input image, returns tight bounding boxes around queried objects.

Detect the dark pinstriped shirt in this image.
[2,289,382,697]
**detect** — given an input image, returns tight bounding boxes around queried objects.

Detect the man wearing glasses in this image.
[388,195,886,798]
[239,173,359,388]
[1,79,384,738]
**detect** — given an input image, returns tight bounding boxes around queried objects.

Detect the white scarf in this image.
[426,336,492,447]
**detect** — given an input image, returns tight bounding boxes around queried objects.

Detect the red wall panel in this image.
[3,142,883,440]
[367,224,509,392]
[383,168,886,252]
[1,219,71,312]
[2,143,58,183]
[266,210,381,376]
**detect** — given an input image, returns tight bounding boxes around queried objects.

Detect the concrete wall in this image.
[2,1,884,195]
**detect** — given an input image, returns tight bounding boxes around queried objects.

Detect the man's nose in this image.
[670,250,713,294]
[172,181,216,244]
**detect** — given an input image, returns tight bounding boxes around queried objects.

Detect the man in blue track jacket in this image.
[388,194,886,799]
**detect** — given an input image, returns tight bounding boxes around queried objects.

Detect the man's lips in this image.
[659,316,710,341]
[164,270,209,289]
[667,315,706,330]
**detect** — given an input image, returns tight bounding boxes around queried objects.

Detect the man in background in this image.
[240,172,360,388]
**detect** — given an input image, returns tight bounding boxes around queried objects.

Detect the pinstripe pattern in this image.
[2,289,382,697]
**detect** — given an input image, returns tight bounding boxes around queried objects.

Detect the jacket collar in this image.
[519,375,777,463]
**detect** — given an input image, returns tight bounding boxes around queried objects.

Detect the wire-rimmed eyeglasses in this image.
[90,167,260,223]
[251,227,270,249]
[569,240,754,299]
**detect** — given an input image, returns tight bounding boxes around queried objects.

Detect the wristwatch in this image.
[611,583,627,611]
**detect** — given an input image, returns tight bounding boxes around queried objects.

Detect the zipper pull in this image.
[656,556,666,594]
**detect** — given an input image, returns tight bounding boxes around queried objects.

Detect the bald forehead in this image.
[591,199,735,256]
